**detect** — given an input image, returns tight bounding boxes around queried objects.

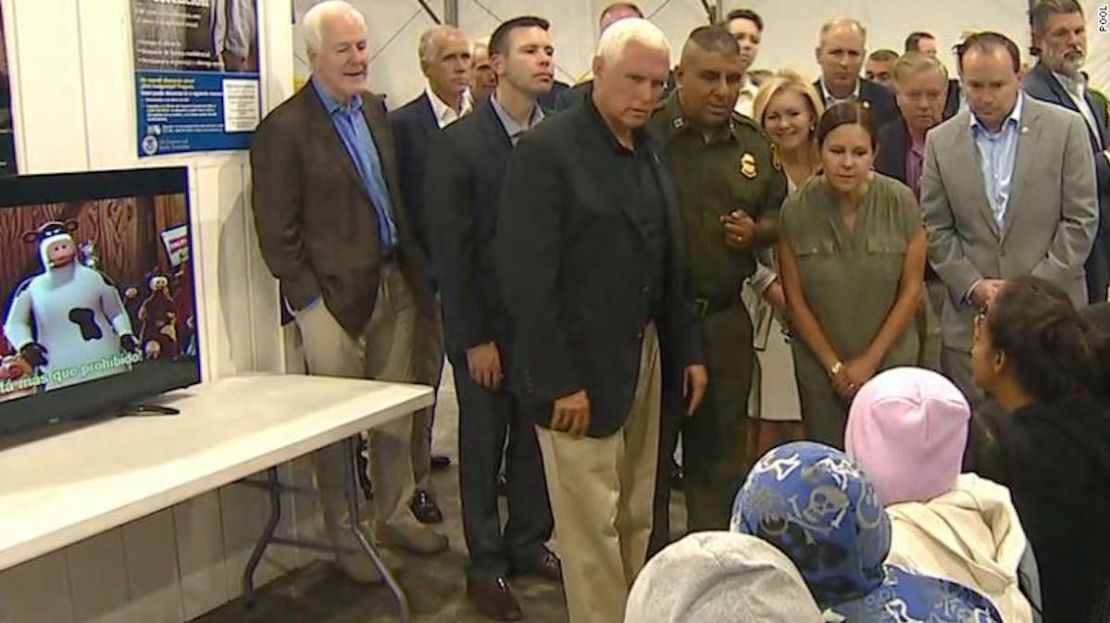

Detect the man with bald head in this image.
[250,0,447,583]
[497,18,707,623]
[390,24,474,525]
[813,17,898,126]
[647,26,786,553]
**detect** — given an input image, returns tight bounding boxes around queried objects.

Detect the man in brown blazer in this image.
[250,0,447,583]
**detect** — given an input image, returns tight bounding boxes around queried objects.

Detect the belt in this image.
[692,293,741,318]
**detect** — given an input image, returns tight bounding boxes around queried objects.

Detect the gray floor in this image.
[196,366,688,622]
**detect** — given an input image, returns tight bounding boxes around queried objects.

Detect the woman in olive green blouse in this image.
[777,102,927,448]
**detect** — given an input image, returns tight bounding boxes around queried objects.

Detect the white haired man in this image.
[250,0,448,584]
[390,24,474,524]
[496,18,708,623]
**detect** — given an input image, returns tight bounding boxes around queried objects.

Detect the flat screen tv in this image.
[0,167,200,436]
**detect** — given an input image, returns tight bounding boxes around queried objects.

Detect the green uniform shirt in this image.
[648,93,787,302]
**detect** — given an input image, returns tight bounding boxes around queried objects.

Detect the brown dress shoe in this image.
[511,546,563,583]
[467,577,523,621]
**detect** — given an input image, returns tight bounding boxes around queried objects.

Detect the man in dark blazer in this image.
[876,53,954,197]
[425,16,560,622]
[1023,0,1110,303]
[813,17,899,127]
[496,18,707,623]
[389,24,473,522]
[249,2,447,582]
[876,52,956,371]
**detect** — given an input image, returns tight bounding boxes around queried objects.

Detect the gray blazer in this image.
[922,95,1098,353]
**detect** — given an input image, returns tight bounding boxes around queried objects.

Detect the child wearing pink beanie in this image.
[846,367,1037,623]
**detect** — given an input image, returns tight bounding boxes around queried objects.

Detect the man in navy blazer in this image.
[425,16,561,620]
[813,18,899,128]
[389,24,473,524]
[1023,0,1110,303]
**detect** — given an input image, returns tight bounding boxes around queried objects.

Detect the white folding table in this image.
[0,374,434,622]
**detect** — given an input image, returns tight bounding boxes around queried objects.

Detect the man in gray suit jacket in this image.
[922,32,1097,405]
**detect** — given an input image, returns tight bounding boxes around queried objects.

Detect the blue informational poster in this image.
[131,0,260,157]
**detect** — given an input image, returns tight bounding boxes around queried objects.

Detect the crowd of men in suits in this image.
[249,0,1108,620]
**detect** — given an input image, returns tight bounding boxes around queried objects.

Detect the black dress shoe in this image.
[511,546,562,583]
[409,489,443,524]
[430,454,451,470]
[467,577,522,621]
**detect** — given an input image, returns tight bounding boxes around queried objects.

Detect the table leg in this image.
[344,436,412,623]
[242,466,282,608]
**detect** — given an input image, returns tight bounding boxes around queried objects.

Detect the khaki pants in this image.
[292,264,424,537]
[536,324,661,623]
[410,301,445,493]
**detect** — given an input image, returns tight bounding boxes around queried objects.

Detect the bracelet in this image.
[829,361,844,377]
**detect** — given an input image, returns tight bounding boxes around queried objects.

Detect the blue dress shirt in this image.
[311,76,398,249]
[970,92,1024,230]
[489,94,545,146]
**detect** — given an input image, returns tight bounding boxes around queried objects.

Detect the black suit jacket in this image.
[1024,62,1110,302]
[814,77,899,127]
[426,99,516,361]
[875,119,910,185]
[389,93,439,262]
[250,85,433,336]
[495,100,703,437]
[944,79,962,120]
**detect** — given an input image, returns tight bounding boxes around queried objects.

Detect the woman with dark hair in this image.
[971,276,1110,622]
[776,102,927,448]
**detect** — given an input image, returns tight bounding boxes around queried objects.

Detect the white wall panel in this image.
[1085,0,1108,91]
[6,0,87,173]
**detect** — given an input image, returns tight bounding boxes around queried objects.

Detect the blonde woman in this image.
[742,70,825,457]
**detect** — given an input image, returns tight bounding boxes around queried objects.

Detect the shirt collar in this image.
[311,75,362,114]
[970,91,1024,134]
[659,92,734,144]
[820,77,860,104]
[490,93,544,139]
[1051,70,1086,97]
[425,84,473,127]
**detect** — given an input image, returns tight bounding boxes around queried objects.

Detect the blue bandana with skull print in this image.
[731,441,1004,622]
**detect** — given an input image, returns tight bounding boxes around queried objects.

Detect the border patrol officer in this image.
[647,25,787,553]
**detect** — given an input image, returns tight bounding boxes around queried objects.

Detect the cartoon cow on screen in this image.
[2,221,140,390]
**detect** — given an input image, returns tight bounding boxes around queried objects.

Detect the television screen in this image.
[0,167,200,435]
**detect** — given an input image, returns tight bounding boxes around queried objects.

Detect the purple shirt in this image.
[906,140,925,201]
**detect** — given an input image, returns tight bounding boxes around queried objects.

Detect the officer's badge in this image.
[740,153,758,178]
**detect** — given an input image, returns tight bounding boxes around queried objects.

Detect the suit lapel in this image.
[1084,90,1109,149]
[954,120,1001,238]
[1037,64,1079,114]
[1036,64,1107,150]
[304,87,371,200]
[360,94,403,207]
[1002,103,1040,241]
[477,103,513,169]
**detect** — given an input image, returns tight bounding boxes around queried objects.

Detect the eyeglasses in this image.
[972,309,988,338]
